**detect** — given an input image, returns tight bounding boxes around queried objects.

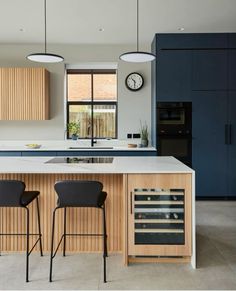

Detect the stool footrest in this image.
[64,233,104,236]
[52,233,105,258]
[0,233,41,236]
[28,237,42,256]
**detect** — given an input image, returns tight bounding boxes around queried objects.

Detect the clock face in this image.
[125,72,144,91]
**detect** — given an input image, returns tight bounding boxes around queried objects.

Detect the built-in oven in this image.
[157,135,192,167]
[157,102,192,167]
[157,102,192,135]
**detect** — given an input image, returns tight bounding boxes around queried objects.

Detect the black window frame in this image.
[66,69,118,140]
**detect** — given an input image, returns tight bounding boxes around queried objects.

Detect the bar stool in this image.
[0,180,43,282]
[49,180,108,283]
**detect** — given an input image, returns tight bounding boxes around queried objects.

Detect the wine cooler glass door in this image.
[134,189,185,245]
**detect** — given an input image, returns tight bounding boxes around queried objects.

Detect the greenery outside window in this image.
[67,69,117,139]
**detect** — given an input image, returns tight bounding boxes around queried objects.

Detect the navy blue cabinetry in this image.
[228,50,236,90]
[0,151,21,156]
[192,91,228,197]
[0,150,157,157]
[228,34,236,48]
[157,50,192,101]
[228,92,236,196]
[192,50,227,90]
[156,33,227,49]
[152,33,236,198]
[56,151,156,157]
[21,151,57,156]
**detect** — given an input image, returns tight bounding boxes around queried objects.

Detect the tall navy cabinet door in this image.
[192,91,228,197]
[228,92,236,196]
[157,50,192,101]
[228,50,236,90]
[192,50,227,91]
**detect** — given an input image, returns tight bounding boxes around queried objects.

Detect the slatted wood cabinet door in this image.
[0,68,49,120]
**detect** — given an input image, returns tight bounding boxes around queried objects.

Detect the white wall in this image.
[0,44,152,140]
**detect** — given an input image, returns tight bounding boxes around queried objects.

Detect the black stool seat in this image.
[50,180,108,283]
[21,191,40,206]
[0,180,43,282]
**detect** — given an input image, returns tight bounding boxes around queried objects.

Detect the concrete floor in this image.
[1,201,236,290]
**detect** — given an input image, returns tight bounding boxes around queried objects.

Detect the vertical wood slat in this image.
[0,68,50,120]
[0,174,123,253]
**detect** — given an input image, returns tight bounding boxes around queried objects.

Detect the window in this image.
[67,69,117,139]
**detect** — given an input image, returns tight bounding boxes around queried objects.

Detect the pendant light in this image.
[26,0,64,63]
[119,0,155,63]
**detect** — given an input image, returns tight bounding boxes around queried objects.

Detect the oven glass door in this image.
[158,108,185,125]
[158,136,192,166]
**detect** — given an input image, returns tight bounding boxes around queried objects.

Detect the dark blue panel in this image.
[151,37,157,147]
[228,33,236,48]
[57,151,110,156]
[157,50,192,101]
[0,151,21,156]
[228,49,236,90]
[21,151,57,156]
[192,91,228,197]
[228,92,236,196]
[192,50,227,90]
[56,151,157,157]
[155,33,227,50]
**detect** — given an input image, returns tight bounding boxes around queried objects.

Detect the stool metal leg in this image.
[103,206,108,257]
[25,207,30,283]
[63,207,67,257]
[36,197,43,257]
[49,207,58,282]
[102,206,107,283]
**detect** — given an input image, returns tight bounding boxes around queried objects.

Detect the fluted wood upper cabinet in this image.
[0,68,50,120]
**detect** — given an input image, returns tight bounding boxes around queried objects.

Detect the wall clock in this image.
[125,72,144,91]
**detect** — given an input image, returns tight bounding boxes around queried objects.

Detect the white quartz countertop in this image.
[0,156,193,174]
[0,140,156,151]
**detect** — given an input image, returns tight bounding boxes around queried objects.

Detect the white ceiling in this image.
[0,0,236,46]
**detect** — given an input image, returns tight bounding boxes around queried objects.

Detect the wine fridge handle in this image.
[130,191,133,214]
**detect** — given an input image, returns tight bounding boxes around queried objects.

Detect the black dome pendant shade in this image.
[26,0,64,63]
[119,0,156,63]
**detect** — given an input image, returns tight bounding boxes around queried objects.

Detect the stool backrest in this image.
[54,180,104,207]
[0,180,25,207]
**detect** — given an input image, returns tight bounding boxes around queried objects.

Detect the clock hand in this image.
[131,78,136,88]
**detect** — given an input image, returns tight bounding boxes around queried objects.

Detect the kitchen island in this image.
[0,156,195,268]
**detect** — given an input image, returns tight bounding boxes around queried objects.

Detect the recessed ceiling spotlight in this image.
[178,27,185,31]
[19,28,25,32]
[99,28,105,32]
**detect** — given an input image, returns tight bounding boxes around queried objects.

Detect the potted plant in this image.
[140,121,149,147]
[67,121,80,140]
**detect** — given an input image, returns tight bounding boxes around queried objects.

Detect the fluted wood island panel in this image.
[0,173,123,253]
[0,156,195,268]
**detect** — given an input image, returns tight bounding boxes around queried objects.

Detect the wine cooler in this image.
[126,174,192,262]
[133,188,185,245]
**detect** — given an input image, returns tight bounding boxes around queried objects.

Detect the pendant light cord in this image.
[44,0,47,54]
[136,0,139,51]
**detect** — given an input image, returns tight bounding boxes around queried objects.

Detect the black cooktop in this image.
[46,157,114,164]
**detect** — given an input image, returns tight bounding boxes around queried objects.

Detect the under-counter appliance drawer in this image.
[157,135,192,166]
